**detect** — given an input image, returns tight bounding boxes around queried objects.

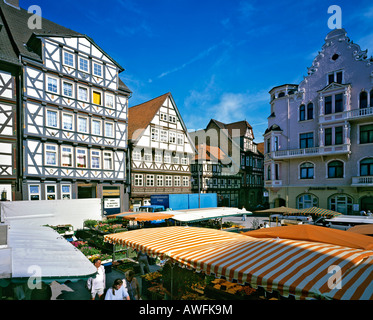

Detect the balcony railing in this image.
[351,176,373,186]
[319,107,373,124]
[265,144,351,160]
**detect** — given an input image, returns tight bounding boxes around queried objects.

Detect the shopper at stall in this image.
[137,250,150,275]
[87,259,106,300]
[123,270,140,300]
[105,279,130,300]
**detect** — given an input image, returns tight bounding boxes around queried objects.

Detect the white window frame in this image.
[91,149,101,169]
[105,122,114,138]
[61,184,72,200]
[92,89,103,106]
[160,113,168,121]
[164,152,171,163]
[169,132,176,144]
[169,115,176,123]
[177,133,184,145]
[63,50,75,68]
[157,175,164,186]
[165,175,172,187]
[151,128,159,141]
[146,175,154,187]
[46,76,59,94]
[62,112,74,131]
[93,61,103,78]
[181,157,189,165]
[78,86,89,102]
[46,109,58,128]
[132,149,141,161]
[61,146,73,167]
[78,116,88,133]
[174,176,181,187]
[78,56,89,73]
[173,155,179,164]
[105,93,115,109]
[160,130,168,143]
[62,80,74,98]
[155,151,162,163]
[183,176,189,187]
[103,151,114,170]
[45,184,57,200]
[45,144,58,166]
[134,174,143,187]
[29,184,41,201]
[76,148,87,168]
[144,150,152,162]
[92,119,102,136]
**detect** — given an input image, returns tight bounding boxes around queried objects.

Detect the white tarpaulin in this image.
[170,207,251,223]
[0,198,102,230]
[3,225,96,283]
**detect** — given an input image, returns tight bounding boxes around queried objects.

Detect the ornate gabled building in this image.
[190,119,264,209]
[264,28,373,214]
[0,1,131,212]
[128,93,195,210]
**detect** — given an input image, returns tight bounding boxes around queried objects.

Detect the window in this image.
[173,155,179,164]
[62,113,73,131]
[177,134,184,145]
[76,149,87,168]
[92,119,101,135]
[46,110,58,127]
[325,96,332,114]
[169,115,176,123]
[63,51,74,67]
[174,176,181,187]
[360,124,373,144]
[160,130,168,143]
[328,71,343,84]
[169,132,176,144]
[105,122,114,138]
[63,82,73,97]
[164,153,171,163]
[307,103,314,120]
[78,87,88,102]
[183,176,189,187]
[360,91,368,109]
[78,117,88,133]
[181,157,188,165]
[144,150,152,162]
[29,184,41,201]
[300,162,314,179]
[267,165,271,180]
[328,73,334,85]
[300,132,313,149]
[133,149,141,161]
[157,175,163,186]
[151,128,159,141]
[335,94,343,113]
[160,113,167,121]
[165,176,172,187]
[335,126,343,145]
[325,128,332,146]
[134,174,143,187]
[91,150,101,169]
[93,62,102,77]
[93,91,102,105]
[79,57,89,73]
[328,160,343,178]
[329,195,353,215]
[47,77,58,93]
[297,194,318,209]
[61,184,72,200]
[105,93,114,108]
[299,105,305,121]
[46,144,57,166]
[61,146,73,167]
[155,151,162,163]
[46,185,56,200]
[336,71,343,84]
[360,158,373,176]
[103,152,113,170]
[146,175,154,187]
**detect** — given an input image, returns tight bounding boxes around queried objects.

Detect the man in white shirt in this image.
[87,259,106,300]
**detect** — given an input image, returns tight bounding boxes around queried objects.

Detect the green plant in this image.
[84,219,98,228]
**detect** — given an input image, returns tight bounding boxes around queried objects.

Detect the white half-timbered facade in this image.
[0,2,131,212]
[128,93,195,209]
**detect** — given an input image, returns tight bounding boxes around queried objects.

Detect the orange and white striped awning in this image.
[104,227,373,300]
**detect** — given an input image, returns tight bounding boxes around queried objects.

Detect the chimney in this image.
[3,0,20,9]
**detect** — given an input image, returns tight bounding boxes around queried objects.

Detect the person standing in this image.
[87,259,106,300]
[123,270,140,300]
[137,250,150,275]
[105,279,130,300]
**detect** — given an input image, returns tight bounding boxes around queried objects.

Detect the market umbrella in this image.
[347,225,373,236]
[286,207,342,219]
[105,226,373,300]
[122,212,174,222]
[242,224,373,250]
[106,212,134,219]
[254,206,299,215]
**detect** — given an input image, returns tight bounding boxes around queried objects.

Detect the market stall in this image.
[104,226,373,300]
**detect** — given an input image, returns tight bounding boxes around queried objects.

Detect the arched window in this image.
[300,162,314,179]
[360,158,373,176]
[299,105,305,121]
[360,91,368,109]
[297,194,318,209]
[329,194,353,215]
[328,160,344,178]
[307,103,314,120]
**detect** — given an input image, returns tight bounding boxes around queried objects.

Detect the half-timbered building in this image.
[128,93,195,210]
[0,1,131,212]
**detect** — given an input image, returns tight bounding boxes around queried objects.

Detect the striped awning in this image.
[121,212,174,222]
[104,227,373,300]
[286,207,342,218]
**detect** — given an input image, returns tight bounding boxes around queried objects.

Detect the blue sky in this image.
[21,0,373,142]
